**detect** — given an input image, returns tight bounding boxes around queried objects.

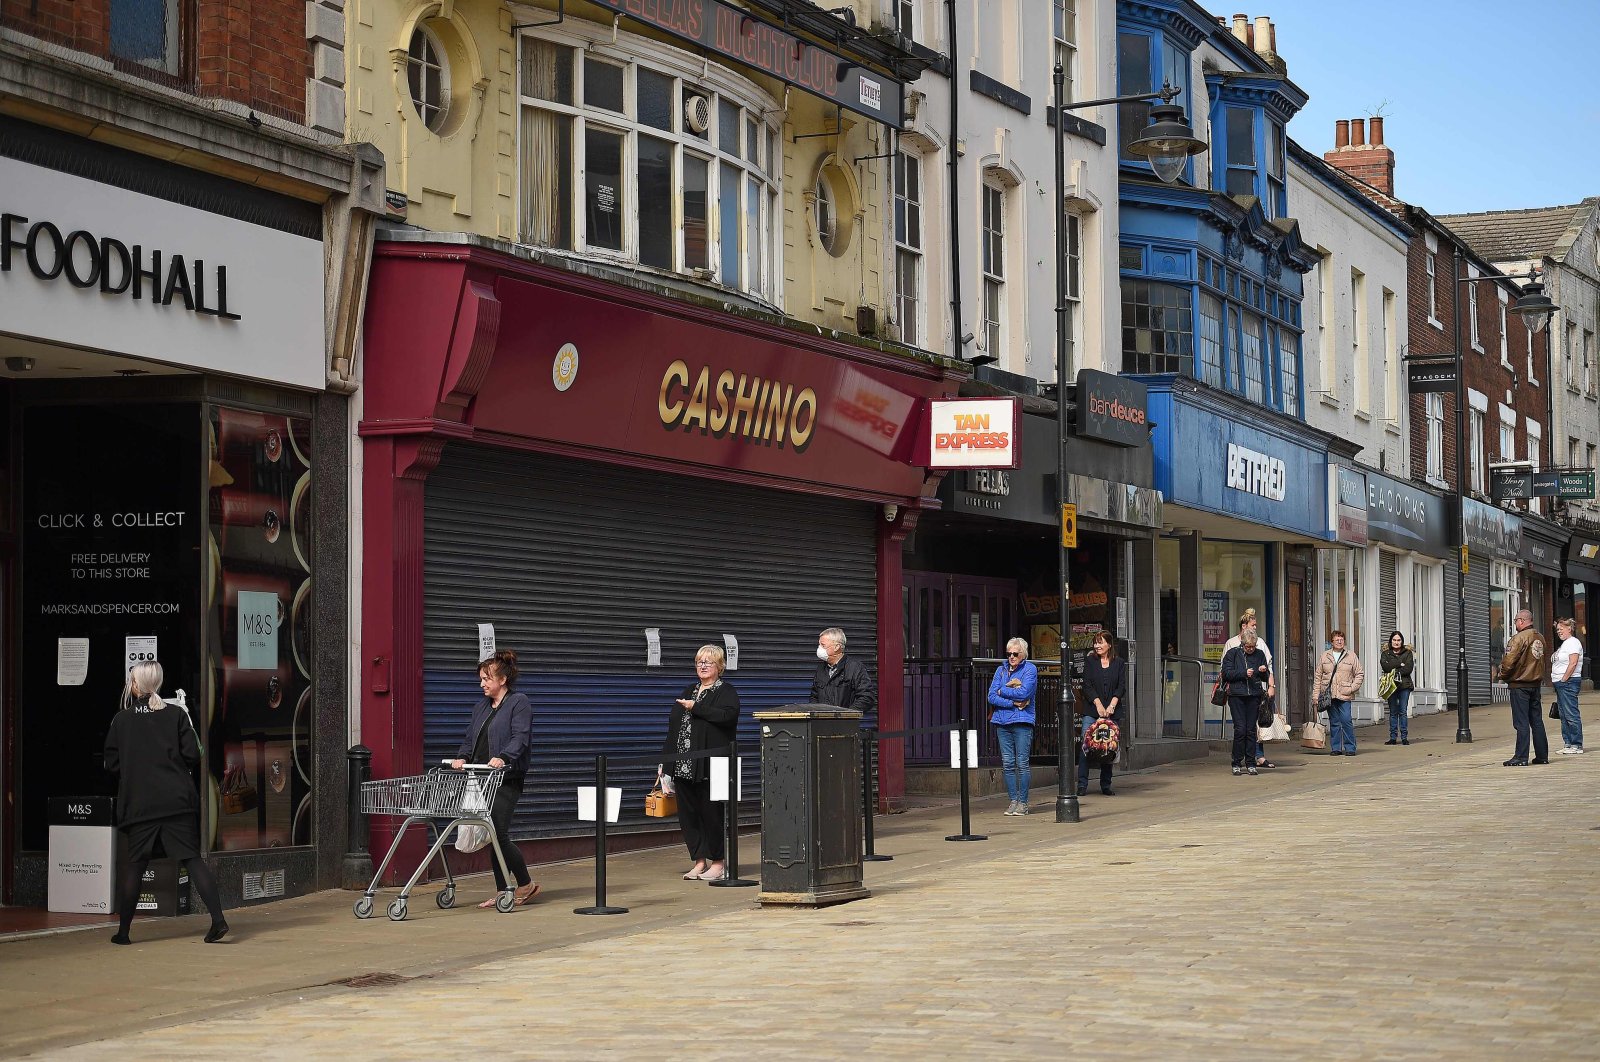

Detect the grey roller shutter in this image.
[1444,564,1460,705]
[421,445,877,839]
[1466,560,1492,704]
[1379,551,1397,643]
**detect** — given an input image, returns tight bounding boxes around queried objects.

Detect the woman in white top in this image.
[1550,618,1584,754]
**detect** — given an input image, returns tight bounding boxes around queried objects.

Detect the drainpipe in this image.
[945,0,964,363]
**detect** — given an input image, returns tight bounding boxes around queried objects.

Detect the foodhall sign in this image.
[587,0,905,127]
[922,398,1020,469]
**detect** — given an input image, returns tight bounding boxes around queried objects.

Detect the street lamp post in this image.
[1450,256,1556,742]
[1051,70,1205,822]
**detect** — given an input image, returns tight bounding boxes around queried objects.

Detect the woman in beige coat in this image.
[1312,631,1365,757]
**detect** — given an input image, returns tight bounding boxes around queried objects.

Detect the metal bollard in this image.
[945,716,986,842]
[710,741,758,888]
[575,754,628,915]
[861,728,892,861]
[341,744,373,889]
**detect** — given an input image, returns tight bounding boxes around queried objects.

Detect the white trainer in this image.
[1004,801,1019,815]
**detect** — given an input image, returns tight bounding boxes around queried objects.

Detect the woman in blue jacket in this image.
[988,637,1038,815]
[451,649,538,908]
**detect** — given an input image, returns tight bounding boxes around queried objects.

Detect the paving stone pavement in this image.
[13,704,1600,1060]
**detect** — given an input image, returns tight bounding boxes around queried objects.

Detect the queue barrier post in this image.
[574,754,628,916]
[945,717,986,843]
[861,728,892,861]
[709,741,757,888]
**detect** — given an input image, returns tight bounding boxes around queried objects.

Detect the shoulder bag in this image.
[644,772,678,818]
[1210,650,1233,707]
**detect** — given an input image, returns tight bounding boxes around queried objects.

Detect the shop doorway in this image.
[903,571,1018,764]
[1284,564,1311,724]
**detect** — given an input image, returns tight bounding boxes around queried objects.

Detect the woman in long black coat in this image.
[661,645,741,882]
[103,661,228,944]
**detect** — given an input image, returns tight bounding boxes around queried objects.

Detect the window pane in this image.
[1120,281,1194,374]
[745,174,762,295]
[111,0,175,70]
[584,127,624,252]
[522,39,574,104]
[897,247,919,345]
[1241,312,1264,403]
[1225,169,1255,198]
[683,154,709,270]
[585,57,625,113]
[520,108,573,249]
[718,99,740,154]
[1227,107,1255,166]
[1162,42,1186,111]
[637,68,674,130]
[1198,292,1224,388]
[637,134,673,269]
[745,117,759,161]
[1117,33,1152,158]
[719,160,741,285]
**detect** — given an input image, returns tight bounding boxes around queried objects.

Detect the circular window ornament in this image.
[553,343,579,392]
[406,25,450,132]
[813,162,855,258]
[815,173,837,254]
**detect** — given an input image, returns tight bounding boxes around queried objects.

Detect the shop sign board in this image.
[1364,470,1451,557]
[0,157,324,390]
[923,398,1021,469]
[1559,471,1596,499]
[1462,496,1522,561]
[1075,369,1149,447]
[1493,469,1533,501]
[1333,465,1367,546]
[1406,358,1458,394]
[1525,537,1564,578]
[586,0,906,127]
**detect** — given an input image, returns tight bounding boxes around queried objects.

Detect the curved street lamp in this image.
[1049,71,1207,824]
[1511,278,1556,334]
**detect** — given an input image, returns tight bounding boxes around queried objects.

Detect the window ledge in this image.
[1426,475,1449,489]
[1384,420,1402,436]
[1428,316,1445,332]
[1353,408,1373,423]
[1472,342,1485,354]
[1316,391,1341,410]
[1568,384,1583,395]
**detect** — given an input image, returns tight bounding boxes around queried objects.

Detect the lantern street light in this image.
[1450,259,1557,743]
[1051,71,1206,823]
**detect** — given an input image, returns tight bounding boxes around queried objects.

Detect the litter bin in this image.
[755,705,869,908]
[48,796,116,914]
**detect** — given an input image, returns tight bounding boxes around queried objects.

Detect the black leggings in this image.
[488,772,531,890]
[116,856,224,935]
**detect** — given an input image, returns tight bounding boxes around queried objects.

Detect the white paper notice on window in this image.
[709,757,744,802]
[125,635,158,670]
[57,638,89,686]
[722,634,739,671]
[645,628,661,668]
[477,624,496,662]
[576,786,621,823]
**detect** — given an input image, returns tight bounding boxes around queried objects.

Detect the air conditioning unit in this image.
[684,94,711,135]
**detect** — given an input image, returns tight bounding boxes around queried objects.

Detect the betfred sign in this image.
[924,398,1020,469]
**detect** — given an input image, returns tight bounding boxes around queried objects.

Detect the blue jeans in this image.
[1553,679,1583,749]
[1078,716,1114,791]
[996,724,1034,803]
[1328,699,1355,753]
[1509,686,1548,761]
[1386,688,1411,739]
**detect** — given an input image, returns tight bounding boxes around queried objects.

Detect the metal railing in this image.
[1160,656,1208,740]
[903,658,1067,766]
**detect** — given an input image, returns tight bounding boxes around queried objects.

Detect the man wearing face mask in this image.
[810,627,878,714]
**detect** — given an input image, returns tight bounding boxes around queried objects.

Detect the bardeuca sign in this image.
[658,359,818,452]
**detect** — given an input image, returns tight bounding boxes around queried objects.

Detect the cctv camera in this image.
[5,357,35,372]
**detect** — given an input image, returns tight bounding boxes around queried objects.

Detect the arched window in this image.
[407,25,450,132]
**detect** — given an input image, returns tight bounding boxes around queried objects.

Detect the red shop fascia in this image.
[359,239,965,802]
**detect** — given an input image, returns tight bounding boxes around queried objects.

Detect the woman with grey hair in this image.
[1551,617,1584,754]
[662,645,741,881]
[103,661,228,944]
[987,637,1038,815]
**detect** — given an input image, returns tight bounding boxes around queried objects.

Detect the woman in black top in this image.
[1379,631,1416,745]
[102,662,228,945]
[661,645,740,882]
[1078,631,1126,796]
[1220,630,1272,776]
[451,649,538,908]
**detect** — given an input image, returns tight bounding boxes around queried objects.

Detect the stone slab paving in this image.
[24,702,1598,1061]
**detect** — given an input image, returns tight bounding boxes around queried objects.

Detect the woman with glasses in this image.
[987,638,1038,815]
[661,645,741,881]
[1078,631,1126,796]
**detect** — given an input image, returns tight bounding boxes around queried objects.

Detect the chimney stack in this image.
[1323,116,1396,197]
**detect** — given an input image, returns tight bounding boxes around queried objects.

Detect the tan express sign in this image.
[658,359,819,453]
[927,398,1017,468]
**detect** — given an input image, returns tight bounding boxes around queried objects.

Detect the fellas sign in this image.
[923,398,1020,469]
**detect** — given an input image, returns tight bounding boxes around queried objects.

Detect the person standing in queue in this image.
[1222,609,1278,769]
[1312,632,1365,757]
[1551,617,1585,755]
[663,645,741,882]
[1380,631,1415,745]
[103,661,229,945]
[1078,631,1126,796]
[987,637,1038,815]
[811,627,878,714]
[1220,630,1270,776]
[451,649,539,908]
[1499,609,1550,767]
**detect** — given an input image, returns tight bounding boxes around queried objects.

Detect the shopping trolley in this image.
[353,763,515,921]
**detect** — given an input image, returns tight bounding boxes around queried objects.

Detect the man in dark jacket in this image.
[810,627,877,714]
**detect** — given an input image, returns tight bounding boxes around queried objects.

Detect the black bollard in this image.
[861,728,892,861]
[710,742,758,888]
[341,744,374,889]
[945,717,987,842]
[575,754,628,915]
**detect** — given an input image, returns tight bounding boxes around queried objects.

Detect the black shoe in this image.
[1530,757,1550,765]
[1401,738,1410,745]
[204,920,229,943]
[1257,760,1277,769]
[1384,738,1398,745]
[110,932,131,946]
[1503,758,1528,767]
[1101,786,1115,796]
[1076,785,1088,796]
[1329,750,1344,756]
[1345,751,1356,757]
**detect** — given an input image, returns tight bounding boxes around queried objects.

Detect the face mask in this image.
[817,644,831,662]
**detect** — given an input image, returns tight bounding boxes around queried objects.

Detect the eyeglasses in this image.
[695,659,716,667]
[1007,651,1024,658]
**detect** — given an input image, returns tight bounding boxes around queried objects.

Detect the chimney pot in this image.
[1370,115,1385,146]
[1268,21,1277,53]
[1232,14,1250,45]
[1335,119,1350,150]
[1351,118,1366,147]
[1254,16,1272,54]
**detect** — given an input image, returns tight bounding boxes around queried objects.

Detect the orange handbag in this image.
[644,777,677,818]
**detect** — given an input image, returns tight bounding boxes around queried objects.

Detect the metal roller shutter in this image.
[1444,565,1460,705]
[1379,551,1397,643]
[1466,561,1492,704]
[421,445,878,839]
